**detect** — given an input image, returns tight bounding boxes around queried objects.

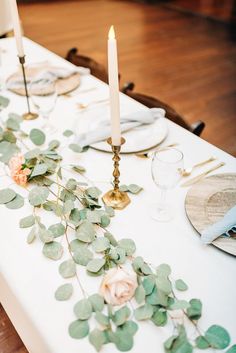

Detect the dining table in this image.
[0,37,235,353]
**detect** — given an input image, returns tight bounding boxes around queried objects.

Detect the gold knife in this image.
[181,162,225,187]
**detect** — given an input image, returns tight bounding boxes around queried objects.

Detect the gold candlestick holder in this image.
[102,137,130,210]
[18,56,38,120]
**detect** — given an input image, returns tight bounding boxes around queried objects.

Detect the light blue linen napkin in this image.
[7,66,89,90]
[75,108,166,147]
[201,205,236,244]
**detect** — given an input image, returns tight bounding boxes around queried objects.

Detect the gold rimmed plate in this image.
[185,173,236,256]
[6,64,80,96]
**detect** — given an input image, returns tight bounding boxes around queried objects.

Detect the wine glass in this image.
[29,77,57,131]
[151,147,183,222]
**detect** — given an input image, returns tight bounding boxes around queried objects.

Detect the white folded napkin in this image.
[75,108,166,147]
[7,66,90,90]
[201,205,236,244]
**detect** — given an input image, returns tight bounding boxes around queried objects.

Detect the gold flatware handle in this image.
[135,143,179,158]
[181,162,225,187]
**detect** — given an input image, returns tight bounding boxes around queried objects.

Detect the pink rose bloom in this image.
[9,154,31,186]
[100,267,138,306]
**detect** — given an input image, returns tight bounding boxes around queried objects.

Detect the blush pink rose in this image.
[100,267,138,306]
[9,154,31,186]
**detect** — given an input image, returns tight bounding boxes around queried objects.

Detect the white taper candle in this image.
[9,0,24,57]
[108,25,121,146]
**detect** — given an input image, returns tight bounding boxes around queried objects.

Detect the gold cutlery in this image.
[181,162,225,187]
[135,143,179,158]
[181,156,216,177]
[76,98,109,110]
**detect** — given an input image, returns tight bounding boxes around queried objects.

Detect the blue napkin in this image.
[201,205,236,244]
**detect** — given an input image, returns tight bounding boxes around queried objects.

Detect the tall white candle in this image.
[108,25,121,146]
[9,0,24,57]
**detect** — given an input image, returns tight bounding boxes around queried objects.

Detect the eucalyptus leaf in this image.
[92,237,110,252]
[85,187,102,199]
[29,186,49,206]
[151,309,167,326]
[104,231,118,246]
[186,299,202,320]
[89,328,106,352]
[175,279,188,291]
[89,294,104,312]
[0,188,16,204]
[5,194,24,209]
[69,319,89,339]
[25,148,41,159]
[29,128,46,146]
[156,276,172,295]
[226,345,236,353]
[142,275,156,295]
[104,205,115,217]
[0,141,19,163]
[48,223,65,238]
[118,238,136,256]
[115,331,134,352]
[69,143,82,153]
[95,312,110,327]
[205,325,230,349]
[156,263,171,277]
[19,215,35,228]
[76,220,95,243]
[134,303,154,321]
[55,283,73,301]
[42,241,63,260]
[39,229,54,243]
[195,336,210,349]
[72,164,86,173]
[74,298,92,320]
[27,227,36,244]
[59,259,76,278]
[116,321,138,336]
[6,116,20,131]
[86,258,105,273]
[127,184,143,194]
[135,284,146,304]
[73,247,93,266]
[30,163,48,178]
[170,300,190,310]
[86,209,101,223]
[113,306,131,326]
[48,139,60,150]
[63,129,73,137]
[0,95,10,108]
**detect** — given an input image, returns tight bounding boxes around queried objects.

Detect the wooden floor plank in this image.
[0,1,236,352]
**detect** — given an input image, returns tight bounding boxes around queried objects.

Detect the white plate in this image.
[92,117,168,153]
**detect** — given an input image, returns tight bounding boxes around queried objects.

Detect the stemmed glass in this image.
[151,147,183,222]
[29,77,57,131]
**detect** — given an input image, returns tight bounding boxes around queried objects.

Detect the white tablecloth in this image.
[0,37,235,353]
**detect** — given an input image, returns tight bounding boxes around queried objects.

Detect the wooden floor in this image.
[1,0,236,352]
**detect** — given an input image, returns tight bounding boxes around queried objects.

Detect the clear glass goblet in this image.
[151,147,183,222]
[29,77,57,132]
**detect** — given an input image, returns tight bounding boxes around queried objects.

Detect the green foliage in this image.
[134,303,154,321]
[0,188,16,204]
[175,279,188,291]
[59,259,76,278]
[186,299,202,320]
[29,128,46,145]
[19,215,35,228]
[69,320,89,339]
[74,298,92,320]
[42,241,63,260]
[205,325,230,349]
[29,186,49,206]
[55,283,73,301]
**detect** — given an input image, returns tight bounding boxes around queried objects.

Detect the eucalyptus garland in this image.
[0,95,235,353]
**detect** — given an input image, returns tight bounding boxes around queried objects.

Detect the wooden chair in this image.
[66,48,109,83]
[122,82,205,136]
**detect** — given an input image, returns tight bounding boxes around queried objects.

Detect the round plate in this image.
[92,117,168,153]
[185,173,236,256]
[6,65,80,96]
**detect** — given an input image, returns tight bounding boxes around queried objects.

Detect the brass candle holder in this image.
[18,56,38,120]
[102,137,130,210]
